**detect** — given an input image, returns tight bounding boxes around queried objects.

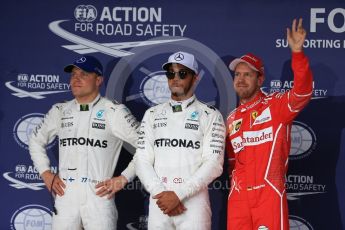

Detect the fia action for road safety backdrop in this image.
[1,1,344,229]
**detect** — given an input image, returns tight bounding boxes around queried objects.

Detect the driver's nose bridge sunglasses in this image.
[165,70,194,80]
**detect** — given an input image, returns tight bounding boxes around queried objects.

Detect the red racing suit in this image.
[226,52,313,230]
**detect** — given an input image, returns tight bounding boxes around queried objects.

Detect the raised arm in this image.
[287,18,306,53]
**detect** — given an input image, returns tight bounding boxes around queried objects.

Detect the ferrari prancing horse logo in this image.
[251,111,258,120]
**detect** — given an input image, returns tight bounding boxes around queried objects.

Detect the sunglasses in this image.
[165,70,194,80]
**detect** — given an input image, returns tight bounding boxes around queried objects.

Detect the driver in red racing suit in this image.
[226,18,313,230]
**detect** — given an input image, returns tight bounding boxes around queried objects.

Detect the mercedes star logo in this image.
[174,53,184,61]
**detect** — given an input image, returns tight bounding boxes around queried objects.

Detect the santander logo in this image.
[231,127,273,153]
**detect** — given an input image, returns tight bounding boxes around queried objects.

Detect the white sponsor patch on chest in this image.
[243,127,273,146]
[229,118,243,135]
[230,127,273,153]
[252,107,272,125]
[231,136,243,153]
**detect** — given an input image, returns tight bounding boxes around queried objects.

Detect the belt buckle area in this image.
[246,184,265,191]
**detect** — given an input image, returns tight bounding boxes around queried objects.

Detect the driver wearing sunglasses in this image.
[165,69,195,80]
[164,54,197,102]
[135,51,225,230]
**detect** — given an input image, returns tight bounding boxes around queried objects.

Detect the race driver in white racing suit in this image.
[135,51,225,229]
[29,55,139,230]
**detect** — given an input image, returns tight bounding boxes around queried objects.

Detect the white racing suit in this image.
[29,94,139,230]
[135,95,225,230]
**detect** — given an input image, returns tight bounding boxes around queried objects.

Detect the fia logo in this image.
[74,5,97,22]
